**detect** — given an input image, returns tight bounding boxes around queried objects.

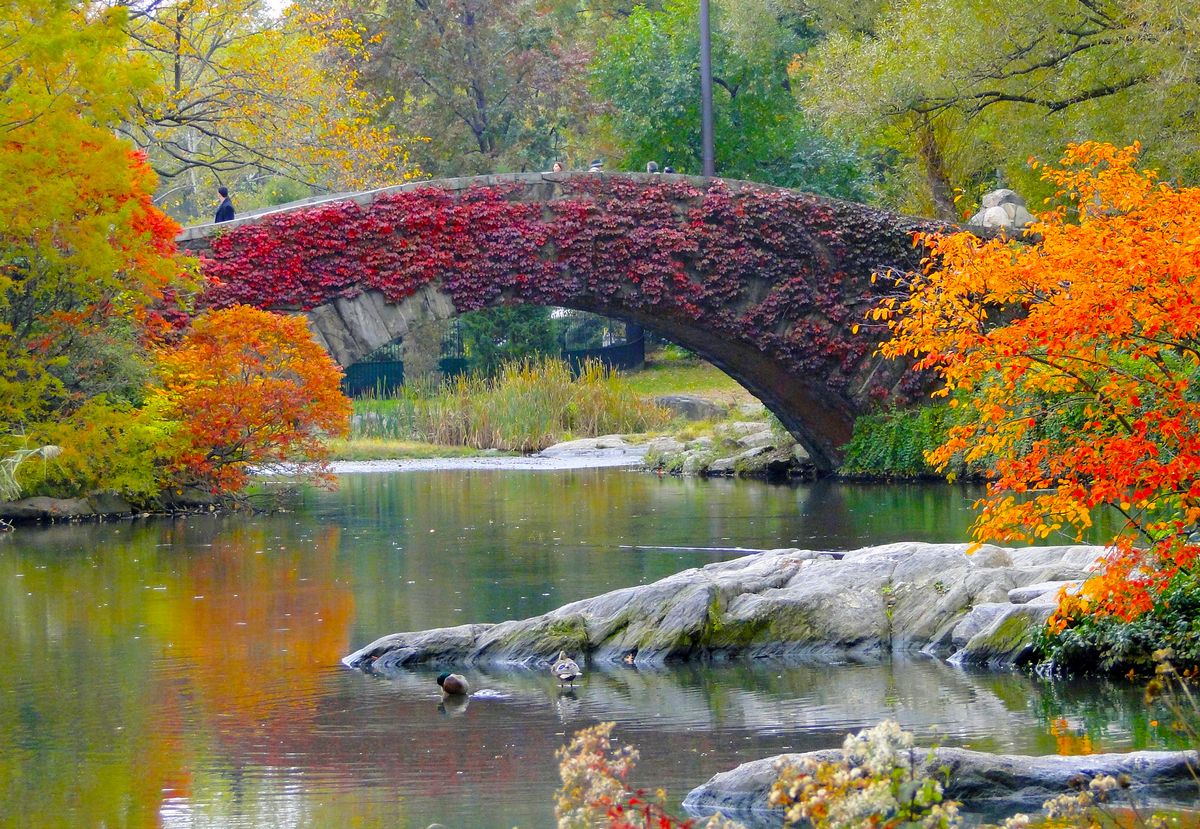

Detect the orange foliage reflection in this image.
[156,524,354,740]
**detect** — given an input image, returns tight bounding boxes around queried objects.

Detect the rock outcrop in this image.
[653,394,729,421]
[683,747,1200,826]
[645,419,816,481]
[968,189,1035,231]
[538,435,649,462]
[343,542,1104,672]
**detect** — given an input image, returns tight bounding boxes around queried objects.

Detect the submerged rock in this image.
[682,747,1200,826]
[343,542,1105,671]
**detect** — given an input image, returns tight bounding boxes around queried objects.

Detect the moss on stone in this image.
[966,610,1042,663]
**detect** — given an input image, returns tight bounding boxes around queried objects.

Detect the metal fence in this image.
[562,335,645,373]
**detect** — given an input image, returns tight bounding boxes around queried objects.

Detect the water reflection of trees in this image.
[324,471,985,636]
[0,517,355,828]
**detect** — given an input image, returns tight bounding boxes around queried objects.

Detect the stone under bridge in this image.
[178,172,947,470]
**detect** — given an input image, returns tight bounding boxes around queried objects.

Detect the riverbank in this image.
[335,355,825,479]
[0,438,656,525]
[327,437,649,472]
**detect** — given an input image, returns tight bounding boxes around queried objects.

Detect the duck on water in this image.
[552,651,582,686]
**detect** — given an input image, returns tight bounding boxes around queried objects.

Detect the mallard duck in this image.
[551,650,582,686]
[436,672,470,696]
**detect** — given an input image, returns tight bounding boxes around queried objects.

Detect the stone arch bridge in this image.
[178,173,946,471]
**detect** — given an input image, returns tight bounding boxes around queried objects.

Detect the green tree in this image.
[591,0,869,197]
[801,0,1200,217]
[460,306,563,377]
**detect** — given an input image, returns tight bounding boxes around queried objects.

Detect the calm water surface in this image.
[0,470,1176,828]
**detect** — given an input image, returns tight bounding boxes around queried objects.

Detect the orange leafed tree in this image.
[877,142,1200,623]
[155,306,351,493]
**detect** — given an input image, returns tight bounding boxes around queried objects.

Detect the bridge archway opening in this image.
[307,287,865,471]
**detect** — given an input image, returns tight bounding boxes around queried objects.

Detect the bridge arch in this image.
[179,172,944,470]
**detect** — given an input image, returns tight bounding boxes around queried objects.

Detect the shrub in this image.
[155,306,351,492]
[1038,568,1200,676]
[838,403,964,479]
[555,721,742,829]
[558,712,1198,829]
[12,396,178,503]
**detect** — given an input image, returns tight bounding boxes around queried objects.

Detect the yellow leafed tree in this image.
[120,0,422,219]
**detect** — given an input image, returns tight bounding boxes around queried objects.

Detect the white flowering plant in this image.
[769,720,961,829]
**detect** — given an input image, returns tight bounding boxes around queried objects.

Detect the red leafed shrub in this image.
[555,722,707,829]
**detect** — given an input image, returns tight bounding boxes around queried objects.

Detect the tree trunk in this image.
[915,118,957,222]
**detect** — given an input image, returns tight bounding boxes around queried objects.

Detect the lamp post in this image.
[699,0,715,177]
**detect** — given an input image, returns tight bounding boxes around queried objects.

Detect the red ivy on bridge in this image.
[202,178,937,398]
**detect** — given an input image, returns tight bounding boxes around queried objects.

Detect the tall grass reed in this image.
[350,357,671,452]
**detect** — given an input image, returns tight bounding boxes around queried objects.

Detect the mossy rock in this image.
[954,604,1052,668]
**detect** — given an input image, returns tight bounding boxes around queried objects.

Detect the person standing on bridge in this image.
[214,186,234,223]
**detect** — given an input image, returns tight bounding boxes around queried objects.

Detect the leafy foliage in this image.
[123,0,419,220]
[838,403,966,479]
[154,306,351,493]
[459,306,562,377]
[771,720,959,829]
[592,0,869,197]
[0,1,186,450]
[13,397,178,502]
[878,142,1200,643]
[801,0,1200,217]
[1038,569,1200,675]
[339,0,596,175]
[800,0,1200,217]
[555,721,741,829]
[560,716,1196,829]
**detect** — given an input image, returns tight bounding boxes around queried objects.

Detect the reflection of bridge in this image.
[179,173,946,469]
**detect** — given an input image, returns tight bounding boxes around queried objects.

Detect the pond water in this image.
[0,470,1179,828]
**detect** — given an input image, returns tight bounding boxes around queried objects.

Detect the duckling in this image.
[551,650,582,686]
[436,672,470,696]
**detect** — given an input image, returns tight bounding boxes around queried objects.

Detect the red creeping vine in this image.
[201,178,937,401]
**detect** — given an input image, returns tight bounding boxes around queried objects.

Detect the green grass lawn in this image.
[619,358,757,405]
